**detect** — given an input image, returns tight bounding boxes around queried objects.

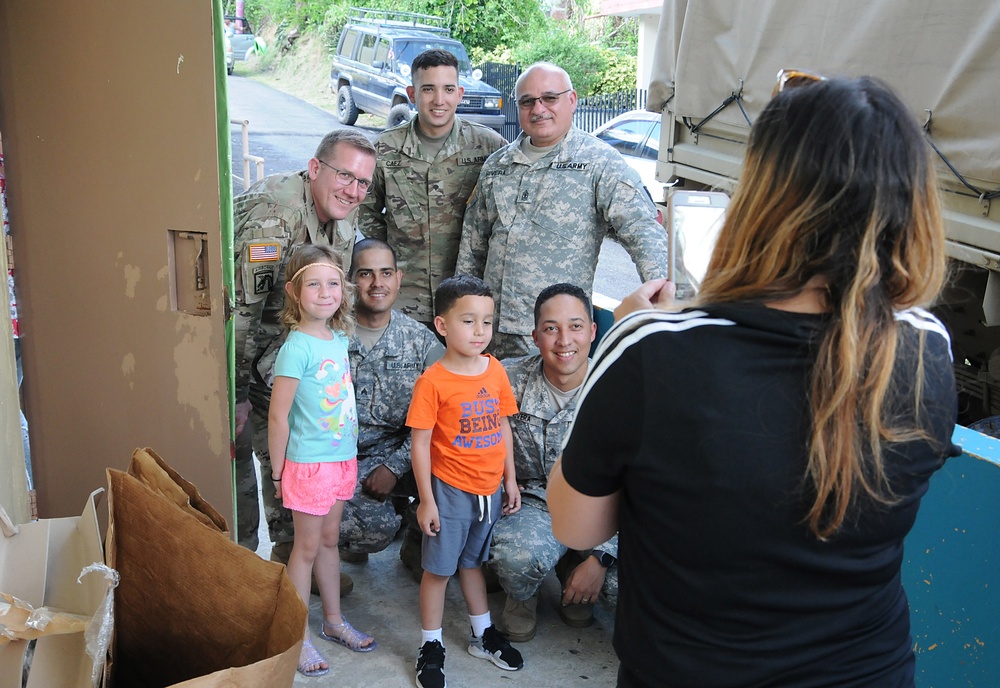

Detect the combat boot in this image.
[499,593,538,642]
[398,524,423,583]
[483,562,503,593]
[558,599,594,628]
[339,548,369,564]
[554,551,594,628]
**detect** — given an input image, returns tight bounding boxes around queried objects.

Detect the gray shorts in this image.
[422,476,502,576]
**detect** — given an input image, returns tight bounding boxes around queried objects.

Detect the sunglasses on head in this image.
[772,69,827,97]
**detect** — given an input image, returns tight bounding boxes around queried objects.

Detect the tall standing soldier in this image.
[233,129,377,581]
[358,49,506,325]
[456,62,670,359]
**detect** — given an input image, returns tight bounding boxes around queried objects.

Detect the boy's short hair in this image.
[533,283,592,326]
[435,275,493,316]
[412,49,459,76]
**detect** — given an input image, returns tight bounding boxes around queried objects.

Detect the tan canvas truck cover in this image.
[648,0,1000,416]
[648,0,1000,263]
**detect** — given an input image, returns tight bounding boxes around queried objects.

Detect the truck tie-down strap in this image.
[684,88,1000,204]
[922,117,1000,202]
[682,80,753,136]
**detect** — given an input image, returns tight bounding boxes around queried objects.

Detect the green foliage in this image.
[249,0,330,29]
[469,44,514,65]
[240,0,637,95]
[590,15,639,54]
[432,0,545,54]
[507,27,608,96]
[322,4,352,52]
[237,0,282,28]
[591,48,637,95]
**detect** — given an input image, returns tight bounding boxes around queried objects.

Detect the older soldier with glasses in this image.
[456,62,670,359]
[232,129,376,595]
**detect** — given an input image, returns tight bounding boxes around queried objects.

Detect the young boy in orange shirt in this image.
[406,275,523,688]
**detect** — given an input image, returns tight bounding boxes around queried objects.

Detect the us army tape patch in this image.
[248,241,280,262]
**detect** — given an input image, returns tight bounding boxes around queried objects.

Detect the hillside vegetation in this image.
[230,0,639,103]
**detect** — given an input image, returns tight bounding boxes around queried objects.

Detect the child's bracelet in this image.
[271,474,282,481]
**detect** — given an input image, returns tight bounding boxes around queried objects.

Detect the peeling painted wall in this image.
[0,0,232,519]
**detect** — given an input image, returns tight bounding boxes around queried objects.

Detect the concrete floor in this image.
[250,460,620,687]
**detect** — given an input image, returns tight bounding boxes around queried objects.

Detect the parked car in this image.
[224,15,255,62]
[329,8,505,130]
[592,110,666,201]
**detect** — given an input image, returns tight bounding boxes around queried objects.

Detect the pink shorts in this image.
[280,458,358,516]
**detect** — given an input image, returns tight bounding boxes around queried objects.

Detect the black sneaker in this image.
[415,639,446,688]
[467,624,524,671]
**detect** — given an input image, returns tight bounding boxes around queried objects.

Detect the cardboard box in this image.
[105,448,305,688]
[0,489,112,688]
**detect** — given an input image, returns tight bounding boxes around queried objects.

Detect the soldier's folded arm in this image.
[381,436,413,478]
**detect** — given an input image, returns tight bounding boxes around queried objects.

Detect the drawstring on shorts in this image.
[477,493,493,524]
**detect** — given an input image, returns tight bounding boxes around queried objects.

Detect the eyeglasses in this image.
[317,159,371,191]
[772,69,827,97]
[515,89,572,110]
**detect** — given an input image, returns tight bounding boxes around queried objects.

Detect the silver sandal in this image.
[297,638,330,677]
[320,616,377,653]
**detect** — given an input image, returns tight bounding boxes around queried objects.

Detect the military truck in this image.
[649,0,1000,423]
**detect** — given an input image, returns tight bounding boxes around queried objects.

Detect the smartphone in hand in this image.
[667,190,729,301]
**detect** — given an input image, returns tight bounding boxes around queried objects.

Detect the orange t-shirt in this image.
[406,355,518,495]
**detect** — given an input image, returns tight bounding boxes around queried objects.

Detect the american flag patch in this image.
[248,242,280,262]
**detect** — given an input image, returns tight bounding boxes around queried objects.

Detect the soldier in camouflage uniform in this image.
[340,239,444,557]
[233,129,376,562]
[456,62,670,359]
[357,49,506,324]
[490,284,619,642]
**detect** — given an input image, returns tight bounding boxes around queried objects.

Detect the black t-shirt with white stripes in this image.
[561,301,960,688]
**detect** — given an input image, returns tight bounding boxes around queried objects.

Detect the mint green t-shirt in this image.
[273,328,358,463]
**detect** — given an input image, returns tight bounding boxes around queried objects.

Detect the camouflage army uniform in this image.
[358,116,505,323]
[456,126,670,359]
[489,354,618,605]
[233,170,357,550]
[233,418,259,551]
[339,310,444,555]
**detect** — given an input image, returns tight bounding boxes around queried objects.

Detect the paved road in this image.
[224,75,642,301]
[226,74,378,180]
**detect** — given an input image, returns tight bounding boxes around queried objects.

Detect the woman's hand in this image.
[614,279,676,321]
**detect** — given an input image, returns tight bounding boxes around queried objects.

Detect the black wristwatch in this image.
[592,550,617,568]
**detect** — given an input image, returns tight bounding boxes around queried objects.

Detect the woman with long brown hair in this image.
[549,76,961,687]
